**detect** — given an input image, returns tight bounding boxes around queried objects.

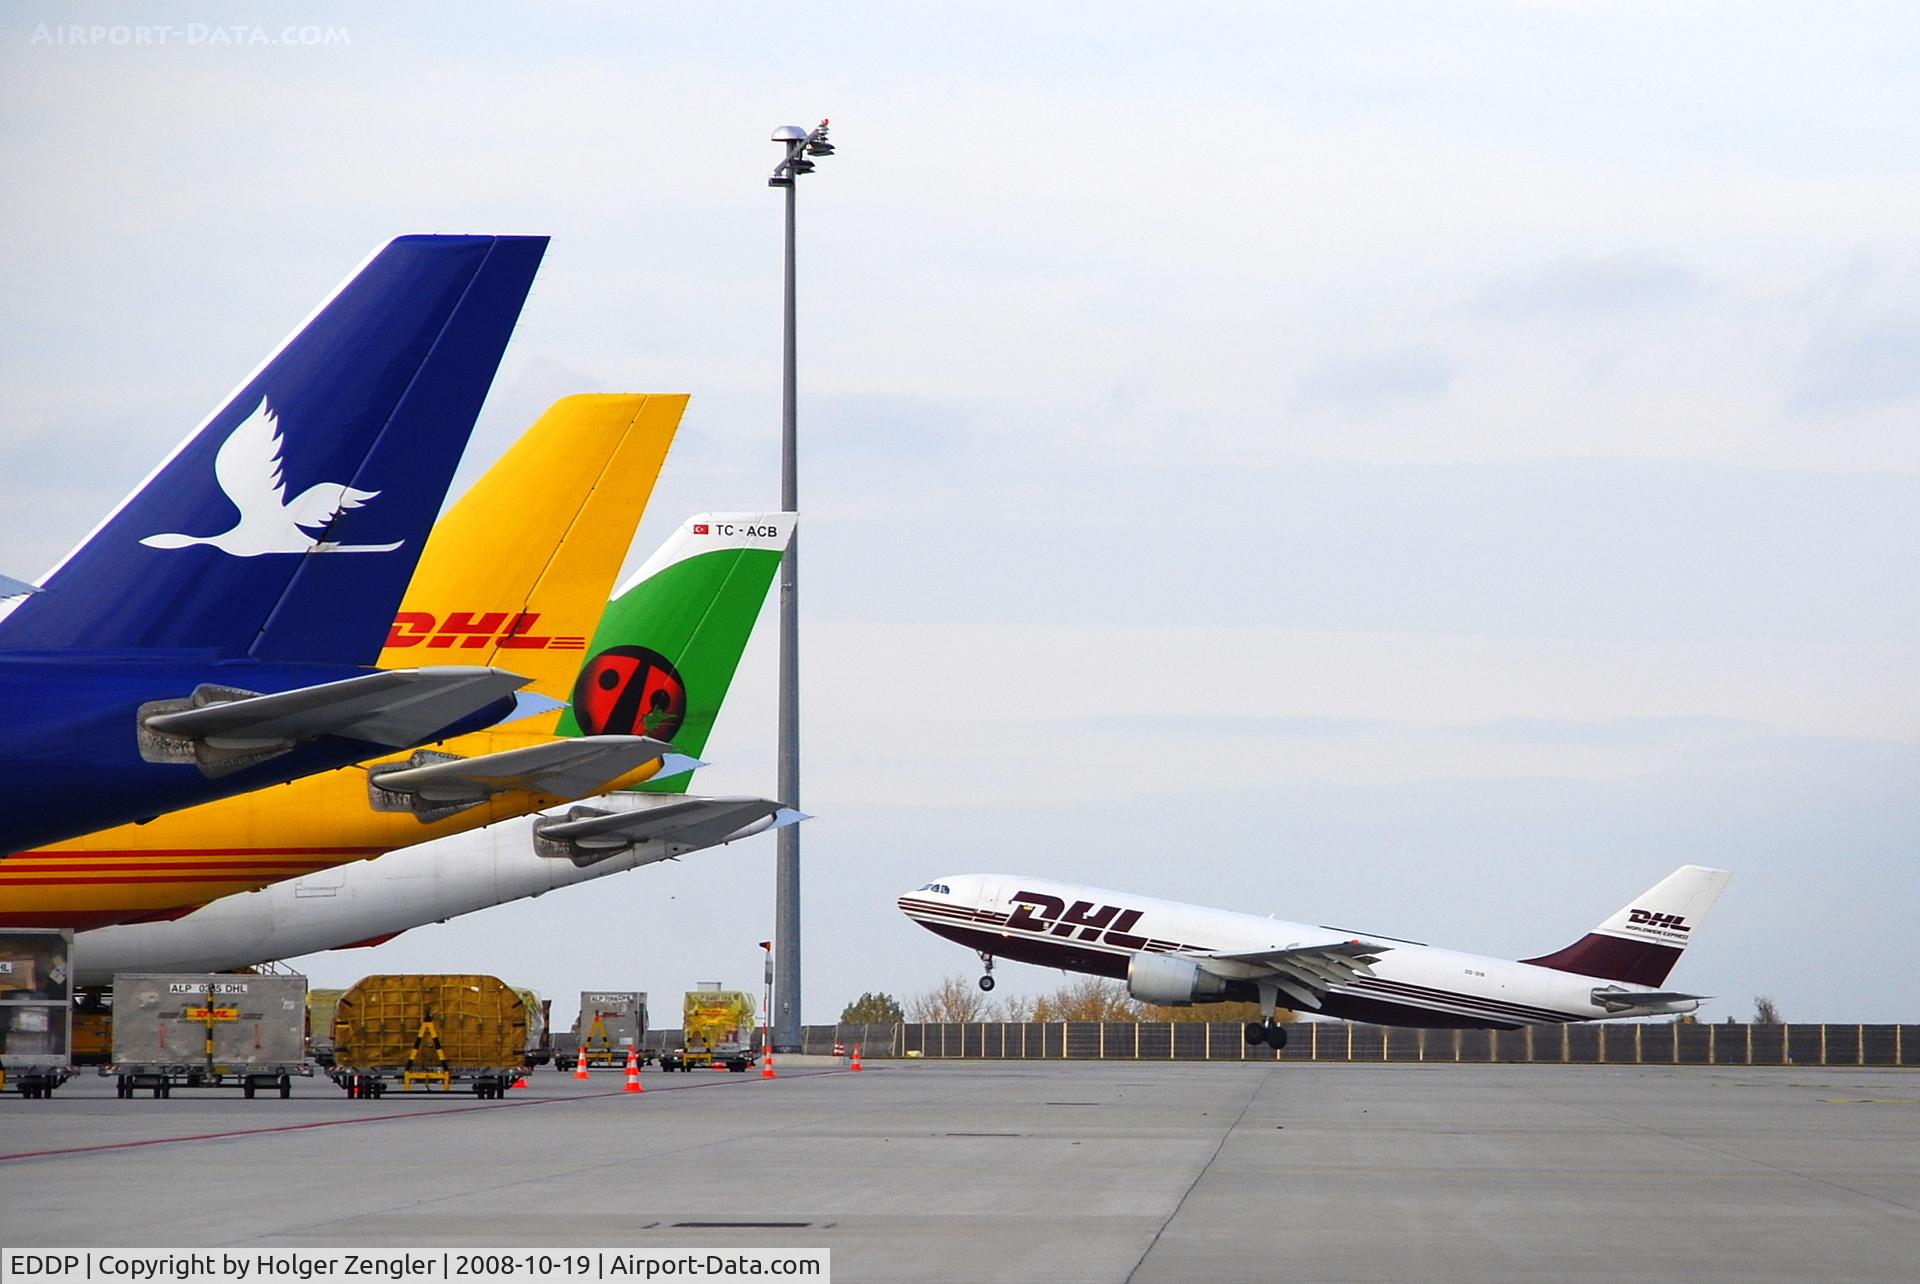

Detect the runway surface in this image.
[5,1060,1918,1282]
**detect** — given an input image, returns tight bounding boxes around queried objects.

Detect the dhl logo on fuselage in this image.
[1007,891,1150,949]
[385,611,585,651]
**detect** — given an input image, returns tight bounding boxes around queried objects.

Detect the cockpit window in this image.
[916,882,951,894]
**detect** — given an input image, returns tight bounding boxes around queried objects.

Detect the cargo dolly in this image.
[2,927,76,1098]
[329,976,528,1101]
[107,974,311,1099]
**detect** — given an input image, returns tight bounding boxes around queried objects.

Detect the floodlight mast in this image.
[767,119,832,1053]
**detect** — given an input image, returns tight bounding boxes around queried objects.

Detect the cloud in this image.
[1787,317,1920,415]
[1475,251,1702,317]
[1295,347,1456,410]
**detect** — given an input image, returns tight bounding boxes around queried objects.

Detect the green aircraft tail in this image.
[555,513,792,794]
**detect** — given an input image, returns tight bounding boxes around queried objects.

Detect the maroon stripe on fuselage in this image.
[1346,975,1581,1024]
[1521,933,1682,987]
[916,920,1131,981]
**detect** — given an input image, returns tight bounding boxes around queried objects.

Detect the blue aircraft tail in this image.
[0,235,547,666]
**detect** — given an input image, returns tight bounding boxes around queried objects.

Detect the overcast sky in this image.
[6,3,1919,1027]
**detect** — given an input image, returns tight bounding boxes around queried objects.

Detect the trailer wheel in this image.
[244,1082,256,1099]
[279,1075,292,1099]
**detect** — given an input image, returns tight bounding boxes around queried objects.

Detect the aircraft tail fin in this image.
[555,513,794,792]
[377,394,685,701]
[0,235,546,665]
[1521,865,1732,987]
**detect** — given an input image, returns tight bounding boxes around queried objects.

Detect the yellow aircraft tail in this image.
[379,394,686,699]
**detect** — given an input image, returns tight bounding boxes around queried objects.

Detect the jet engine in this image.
[1125,952,1228,1006]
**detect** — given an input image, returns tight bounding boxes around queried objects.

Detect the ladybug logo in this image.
[572,646,687,740]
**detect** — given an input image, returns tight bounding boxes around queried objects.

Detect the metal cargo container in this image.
[331,974,526,1099]
[0,928,74,1098]
[109,973,309,1099]
[660,989,757,1072]
[565,990,648,1069]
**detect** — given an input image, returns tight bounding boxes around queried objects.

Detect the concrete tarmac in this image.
[4,1060,1918,1282]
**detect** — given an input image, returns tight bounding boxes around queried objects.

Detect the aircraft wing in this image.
[138,667,530,776]
[533,796,801,867]
[1187,938,1392,1012]
[367,734,683,821]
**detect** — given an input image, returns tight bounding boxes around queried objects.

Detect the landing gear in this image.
[1243,1018,1288,1048]
[977,951,996,992]
[1243,982,1289,1049]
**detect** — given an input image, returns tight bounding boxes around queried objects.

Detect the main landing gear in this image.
[977,951,996,992]
[1243,981,1289,1049]
[1244,1019,1288,1049]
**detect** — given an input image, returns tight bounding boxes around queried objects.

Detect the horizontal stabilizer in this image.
[138,666,529,777]
[0,573,38,598]
[368,734,679,822]
[1590,986,1709,1013]
[532,795,794,867]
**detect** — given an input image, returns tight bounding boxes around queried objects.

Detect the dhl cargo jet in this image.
[0,393,687,930]
[0,237,548,854]
[901,865,1730,1047]
[72,514,796,981]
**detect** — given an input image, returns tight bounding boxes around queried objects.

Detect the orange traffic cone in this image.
[624,1049,642,1094]
[761,1050,776,1080]
[850,1044,863,1072]
[573,1047,590,1080]
[512,1075,529,1090]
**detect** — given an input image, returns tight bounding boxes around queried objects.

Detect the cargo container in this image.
[306,987,347,1063]
[71,989,112,1066]
[108,974,310,1099]
[556,990,649,1070]
[0,928,74,1098]
[659,988,756,1072]
[514,987,554,1066]
[330,974,526,1099]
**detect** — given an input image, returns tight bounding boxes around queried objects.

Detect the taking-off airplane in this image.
[901,866,1730,1046]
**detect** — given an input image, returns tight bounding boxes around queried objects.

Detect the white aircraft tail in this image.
[1522,865,1731,986]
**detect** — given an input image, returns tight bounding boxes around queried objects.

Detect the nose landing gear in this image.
[976,951,996,992]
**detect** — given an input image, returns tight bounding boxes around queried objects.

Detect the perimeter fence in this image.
[768,1021,1915,1066]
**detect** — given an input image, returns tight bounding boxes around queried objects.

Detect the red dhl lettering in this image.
[385,611,585,651]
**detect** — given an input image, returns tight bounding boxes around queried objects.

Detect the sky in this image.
[4,2,1919,1028]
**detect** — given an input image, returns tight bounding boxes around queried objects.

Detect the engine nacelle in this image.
[1125,952,1228,1006]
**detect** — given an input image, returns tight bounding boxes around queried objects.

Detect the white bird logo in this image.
[141,398,402,556]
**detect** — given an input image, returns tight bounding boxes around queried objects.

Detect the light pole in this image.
[768,119,833,1052]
